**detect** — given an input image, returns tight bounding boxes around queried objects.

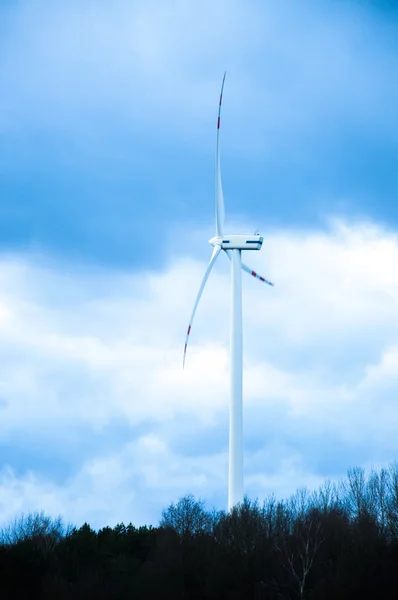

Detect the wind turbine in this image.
[183,73,274,511]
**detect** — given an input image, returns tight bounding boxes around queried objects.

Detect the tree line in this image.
[2,463,398,599]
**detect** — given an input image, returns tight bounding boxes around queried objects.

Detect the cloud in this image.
[1,0,397,146]
[1,0,397,276]
[0,217,397,527]
[0,0,397,531]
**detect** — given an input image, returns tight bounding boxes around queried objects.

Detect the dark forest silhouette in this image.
[2,463,398,599]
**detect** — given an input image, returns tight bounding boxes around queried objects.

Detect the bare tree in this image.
[387,461,398,538]
[367,467,389,535]
[160,494,212,538]
[0,510,70,554]
[311,479,340,514]
[275,512,323,600]
[288,488,311,520]
[341,466,370,519]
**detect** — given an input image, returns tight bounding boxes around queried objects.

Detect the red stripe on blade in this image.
[251,271,256,277]
[217,117,220,129]
[187,325,191,335]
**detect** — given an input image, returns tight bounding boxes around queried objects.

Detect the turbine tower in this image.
[183,73,274,511]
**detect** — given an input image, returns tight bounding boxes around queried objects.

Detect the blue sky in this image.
[0,0,398,528]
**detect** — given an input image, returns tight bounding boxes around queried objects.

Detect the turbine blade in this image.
[215,72,226,238]
[242,263,274,286]
[183,244,222,368]
[225,250,274,287]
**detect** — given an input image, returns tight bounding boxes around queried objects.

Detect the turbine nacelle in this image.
[209,234,263,251]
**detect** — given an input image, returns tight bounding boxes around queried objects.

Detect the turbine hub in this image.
[209,236,223,247]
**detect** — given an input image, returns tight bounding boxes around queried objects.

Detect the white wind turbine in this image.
[183,73,274,511]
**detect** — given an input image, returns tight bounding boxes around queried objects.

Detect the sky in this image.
[0,0,398,529]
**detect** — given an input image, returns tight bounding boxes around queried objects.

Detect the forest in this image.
[2,463,398,599]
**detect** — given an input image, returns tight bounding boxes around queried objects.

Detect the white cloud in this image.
[0,218,397,526]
